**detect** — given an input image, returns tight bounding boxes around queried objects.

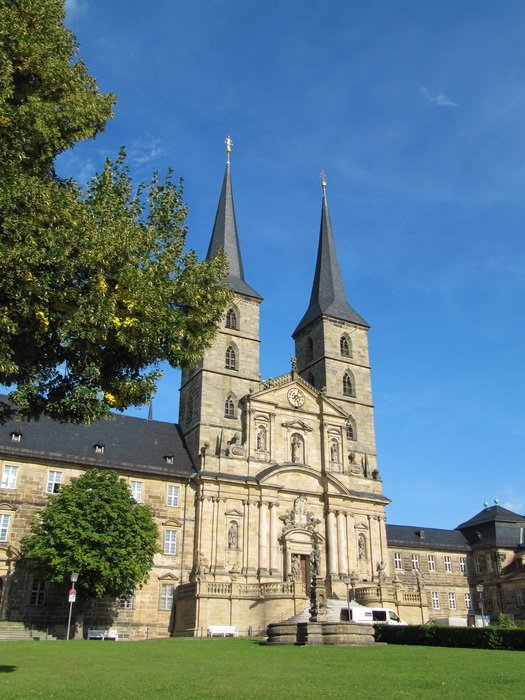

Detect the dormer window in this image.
[164,454,174,464]
[94,443,105,454]
[10,431,22,443]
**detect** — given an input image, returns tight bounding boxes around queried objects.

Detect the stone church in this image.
[1,145,524,638]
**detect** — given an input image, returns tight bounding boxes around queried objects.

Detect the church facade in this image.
[1,148,524,638]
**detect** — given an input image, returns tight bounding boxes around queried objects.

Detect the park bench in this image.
[87,628,119,641]
[207,625,238,637]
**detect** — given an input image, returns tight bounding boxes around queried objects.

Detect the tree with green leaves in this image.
[21,469,159,600]
[0,0,231,423]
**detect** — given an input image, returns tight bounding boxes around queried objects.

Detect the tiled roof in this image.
[456,505,525,530]
[387,524,469,551]
[0,397,195,479]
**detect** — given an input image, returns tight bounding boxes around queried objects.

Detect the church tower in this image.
[179,138,262,469]
[292,175,378,477]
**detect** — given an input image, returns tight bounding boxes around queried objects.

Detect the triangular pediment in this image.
[281,419,313,432]
[158,572,179,581]
[225,509,243,518]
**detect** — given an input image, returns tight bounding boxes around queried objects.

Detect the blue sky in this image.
[60,0,525,529]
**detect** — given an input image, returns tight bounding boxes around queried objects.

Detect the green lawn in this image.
[0,638,523,700]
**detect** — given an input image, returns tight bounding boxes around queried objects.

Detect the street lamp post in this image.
[66,572,79,641]
[476,584,485,627]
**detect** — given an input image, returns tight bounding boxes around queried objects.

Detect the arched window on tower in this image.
[306,337,314,362]
[343,372,354,397]
[225,345,237,370]
[224,395,235,418]
[225,307,238,330]
[340,334,352,357]
[346,420,356,441]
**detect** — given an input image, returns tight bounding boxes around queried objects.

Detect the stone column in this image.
[346,513,356,573]
[337,511,348,576]
[258,502,269,576]
[367,515,374,579]
[269,501,279,575]
[326,509,338,576]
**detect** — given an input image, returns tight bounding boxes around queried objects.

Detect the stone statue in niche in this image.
[291,434,303,463]
[228,521,238,549]
[330,440,339,462]
[256,427,266,451]
[358,535,366,560]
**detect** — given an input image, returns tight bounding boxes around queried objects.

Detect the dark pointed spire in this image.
[206,137,262,300]
[293,175,368,336]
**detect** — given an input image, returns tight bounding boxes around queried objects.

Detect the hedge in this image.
[374,624,525,650]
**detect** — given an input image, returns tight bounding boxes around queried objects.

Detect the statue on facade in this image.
[228,522,238,549]
[376,560,386,584]
[291,435,303,463]
[290,554,301,581]
[256,427,266,451]
[358,535,366,560]
[310,542,321,578]
[330,440,339,462]
[194,552,208,581]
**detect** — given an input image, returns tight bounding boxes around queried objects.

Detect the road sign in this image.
[68,589,76,603]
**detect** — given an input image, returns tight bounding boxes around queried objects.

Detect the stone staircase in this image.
[0,621,57,641]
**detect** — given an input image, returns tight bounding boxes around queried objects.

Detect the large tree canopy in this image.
[0,0,230,423]
[21,469,159,599]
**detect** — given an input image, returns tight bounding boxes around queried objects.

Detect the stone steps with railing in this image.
[0,621,57,641]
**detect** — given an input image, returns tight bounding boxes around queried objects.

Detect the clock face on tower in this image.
[287,388,305,408]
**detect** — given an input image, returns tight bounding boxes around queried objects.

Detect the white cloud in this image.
[420,86,458,108]
[65,0,88,20]
[128,137,165,168]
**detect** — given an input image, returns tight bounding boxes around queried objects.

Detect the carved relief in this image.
[280,495,320,533]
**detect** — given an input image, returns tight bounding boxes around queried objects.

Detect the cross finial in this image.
[225,135,233,164]
[320,170,327,194]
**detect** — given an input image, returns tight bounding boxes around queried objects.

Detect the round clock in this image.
[287,388,305,408]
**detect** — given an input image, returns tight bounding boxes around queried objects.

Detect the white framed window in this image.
[0,514,11,542]
[431,591,440,610]
[465,592,472,610]
[427,555,436,572]
[448,592,457,610]
[460,557,467,574]
[167,485,180,507]
[394,552,403,571]
[46,470,62,494]
[129,480,143,503]
[30,579,45,606]
[411,553,420,570]
[119,595,134,610]
[1,465,18,489]
[160,583,175,611]
[163,530,177,555]
[474,557,481,574]
[516,589,524,607]
[444,555,452,573]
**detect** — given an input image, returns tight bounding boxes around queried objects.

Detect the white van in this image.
[342,607,407,625]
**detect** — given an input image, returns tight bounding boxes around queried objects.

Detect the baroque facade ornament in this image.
[280,495,320,533]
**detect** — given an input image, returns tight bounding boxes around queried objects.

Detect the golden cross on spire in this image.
[225,135,233,164]
[320,170,327,194]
